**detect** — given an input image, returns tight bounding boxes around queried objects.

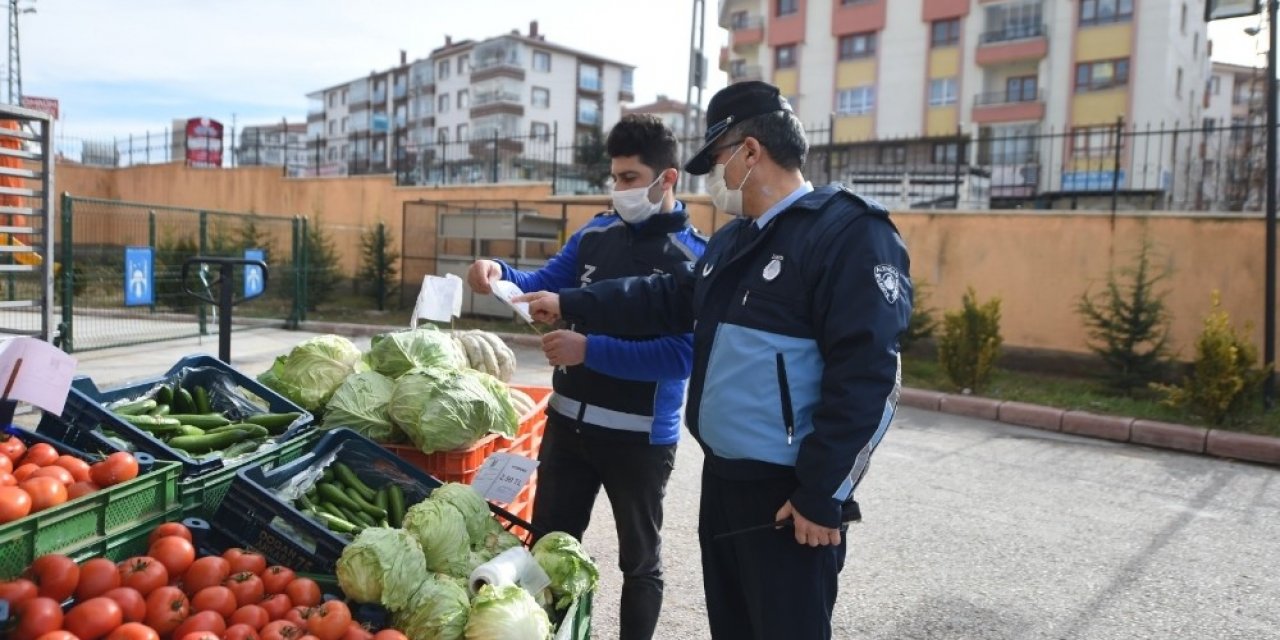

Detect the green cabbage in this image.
[463,584,552,640]
[388,369,518,454]
[402,498,472,576]
[368,327,467,379]
[477,517,523,557]
[335,527,426,612]
[430,482,492,543]
[531,532,598,611]
[323,371,403,443]
[392,574,471,640]
[257,334,363,412]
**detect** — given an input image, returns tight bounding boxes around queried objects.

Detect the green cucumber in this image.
[174,388,194,413]
[375,487,390,512]
[244,412,303,434]
[297,494,317,511]
[220,437,266,458]
[343,487,387,519]
[165,414,231,428]
[334,463,376,501]
[118,414,181,428]
[313,511,360,534]
[155,386,173,405]
[175,425,206,437]
[321,468,335,483]
[167,429,251,454]
[207,423,270,438]
[111,398,157,416]
[318,483,365,514]
[387,485,405,528]
[193,386,212,414]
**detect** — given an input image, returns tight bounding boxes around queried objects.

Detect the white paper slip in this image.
[471,451,539,504]
[0,337,78,415]
[412,274,464,326]
[490,280,534,324]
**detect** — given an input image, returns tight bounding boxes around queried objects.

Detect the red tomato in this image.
[117,556,168,596]
[305,600,352,640]
[0,453,11,474]
[0,434,25,462]
[231,603,271,629]
[222,548,267,576]
[142,585,189,636]
[181,556,230,596]
[298,636,321,640]
[178,634,221,640]
[24,553,79,602]
[19,476,67,511]
[224,572,265,608]
[19,443,58,467]
[258,593,292,621]
[147,522,192,545]
[9,596,62,640]
[147,535,195,578]
[340,622,373,640]
[12,463,39,482]
[260,621,304,640]
[260,566,296,595]
[75,558,122,600]
[371,631,408,640]
[282,606,310,628]
[225,624,263,640]
[190,585,237,618]
[283,578,321,608]
[0,484,31,522]
[67,480,100,500]
[171,609,226,640]
[101,587,147,623]
[29,466,73,486]
[63,596,124,640]
[105,622,161,640]
[0,577,38,606]
[0,472,16,486]
[89,452,139,487]
[34,632,81,640]
[52,456,92,483]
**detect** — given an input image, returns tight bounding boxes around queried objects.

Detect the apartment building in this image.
[623,94,699,139]
[719,0,1212,199]
[1201,61,1265,210]
[236,122,308,172]
[305,22,635,179]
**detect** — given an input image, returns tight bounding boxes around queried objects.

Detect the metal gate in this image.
[0,105,54,343]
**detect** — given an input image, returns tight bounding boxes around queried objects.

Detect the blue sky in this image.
[15,1,1266,142]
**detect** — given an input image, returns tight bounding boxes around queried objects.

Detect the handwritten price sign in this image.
[471,452,539,504]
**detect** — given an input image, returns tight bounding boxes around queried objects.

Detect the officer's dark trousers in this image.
[698,466,848,640]
[532,412,676,640]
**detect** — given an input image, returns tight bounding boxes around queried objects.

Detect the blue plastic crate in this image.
[35,354,314,478]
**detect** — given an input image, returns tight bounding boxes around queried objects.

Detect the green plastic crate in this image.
[178,431,318,517]
[66,505,185,566]
[0,460,182,579]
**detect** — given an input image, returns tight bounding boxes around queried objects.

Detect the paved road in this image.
[74,330,1280,639]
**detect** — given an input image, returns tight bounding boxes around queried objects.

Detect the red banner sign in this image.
[185,117,224,168]
[19,96,59,120]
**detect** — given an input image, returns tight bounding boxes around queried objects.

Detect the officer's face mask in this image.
[706,144,753,215]
[612,172,665,224]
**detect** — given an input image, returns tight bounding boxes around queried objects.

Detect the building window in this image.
[621,68,634,93]
[438,93,450,113]
[838,32,876,60]
[775,44,797,69]
[457,56,468,74]
[1071,126,1117,157]
[1074,59,1129,92]
[341,117,348,134]
[1180,3,1188,34]
[1006,76,1038,102]
[532,87,550,108]
[531,122,550,140]
[1080,0,1133,26]
[457,124,469,141]
[931,19,961,47]
[933,142,960,164]
[328,121,336,136]
[879,145,906,165]
[533,50,551,72]
[458,90,469,109]
[929,78,958,106]
[1208,76,1221,95]
[328,93,336,108]
[777,0,797,17]
[579,64,601,91]
[577,98,601,126]
[983,1,1043,43]
[836,86,874,115]
[437,60,450,80]
[341,89,348,105]
[328,147,337,161]
[1176,68,1184,98]
[978,124,1039,164]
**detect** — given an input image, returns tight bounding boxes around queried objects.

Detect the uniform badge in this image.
[702,263,714,277]
[762,255,784,281]
[874,265,902,304]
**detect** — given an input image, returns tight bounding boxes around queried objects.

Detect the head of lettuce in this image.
[388,368,518,454]
[257,334,364,412]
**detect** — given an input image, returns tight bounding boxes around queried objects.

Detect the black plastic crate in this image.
[35,354,314,478]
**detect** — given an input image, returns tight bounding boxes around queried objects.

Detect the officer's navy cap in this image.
[684,81,794,176]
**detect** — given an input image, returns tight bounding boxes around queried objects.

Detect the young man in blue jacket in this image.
[467,114,706,640]
[517,82,913,639]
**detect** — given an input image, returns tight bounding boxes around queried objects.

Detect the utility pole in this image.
[684,0,707,186]
[1265,0,1277,409]
[6,0,34,105]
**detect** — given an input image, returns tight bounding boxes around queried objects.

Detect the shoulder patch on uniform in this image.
[874,265,903,304]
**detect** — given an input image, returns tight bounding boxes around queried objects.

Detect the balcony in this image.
[729,63,762,83]
[578,75,603,94]
[972,89,1045,125]
[470,91,525,118]
[731,16,764,51]
[577,109,601,127]
[976,24,1048,66]
[472,59,526,83]
[373,89,387,104]
[307,110,325,123]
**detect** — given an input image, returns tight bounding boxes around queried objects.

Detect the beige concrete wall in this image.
[55,161,1271,358]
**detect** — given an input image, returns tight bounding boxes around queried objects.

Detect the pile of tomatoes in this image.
[1,521,409,640]
[0,436,141,524]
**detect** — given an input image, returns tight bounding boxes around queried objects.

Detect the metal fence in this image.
[0,106,55,344]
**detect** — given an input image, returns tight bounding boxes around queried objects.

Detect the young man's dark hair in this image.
[607,114,680,172]
[729,110,808,171]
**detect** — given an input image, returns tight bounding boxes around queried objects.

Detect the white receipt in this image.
[490,280,534,324]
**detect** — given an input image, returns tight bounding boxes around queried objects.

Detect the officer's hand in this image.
[467,260,502,294]
[541,330,586,368]
[512,291,561,324]
[776,501,841,547]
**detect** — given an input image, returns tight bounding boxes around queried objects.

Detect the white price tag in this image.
[490,280,534,324]
[471,452,539,504]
